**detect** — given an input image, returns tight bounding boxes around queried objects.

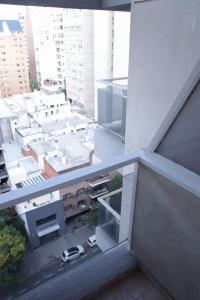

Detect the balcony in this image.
[95,78,127,161]
[96,189,122,251]
[0,183,10,194]
[0,170,8,180]
[0,151,5,165]
[88,174,110,187]
[88,186,109,199]
[97,78,127,139]
[0,149,200,300]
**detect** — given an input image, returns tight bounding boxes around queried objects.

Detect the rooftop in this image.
[16,126,42,137]
[2,142,23,163]
[7,156,41,175]
[29,133,91,173]
[0,101,14,119]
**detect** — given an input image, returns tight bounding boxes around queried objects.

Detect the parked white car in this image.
[61,245,85,262]
[87,234,97,247]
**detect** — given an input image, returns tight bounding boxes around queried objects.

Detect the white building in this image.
[30,7,130,119]
[30,7,59,84]
[4,148,65,248]
[64,9,94,118]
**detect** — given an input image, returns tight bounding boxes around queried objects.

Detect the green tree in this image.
[83,202,99,227]
[110,174,123,192]
[30,80,39,92]
[0,209,26,236]
[0,225,26,287]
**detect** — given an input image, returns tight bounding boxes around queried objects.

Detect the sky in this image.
[0,4,25,19]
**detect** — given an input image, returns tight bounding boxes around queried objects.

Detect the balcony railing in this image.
[96,189,122,251]
[97,77,127,139]
[1,149,199,300]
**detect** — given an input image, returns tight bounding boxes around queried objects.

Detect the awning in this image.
[37,223,60,237]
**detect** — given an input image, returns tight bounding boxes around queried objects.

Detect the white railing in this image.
[1,149,200,210]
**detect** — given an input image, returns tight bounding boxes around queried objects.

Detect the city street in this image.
[2,242,101,300]
[0,223,98,300]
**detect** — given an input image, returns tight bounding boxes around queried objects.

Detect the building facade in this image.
[0,20,30,98]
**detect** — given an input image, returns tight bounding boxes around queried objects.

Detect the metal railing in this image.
[1,149,200,211]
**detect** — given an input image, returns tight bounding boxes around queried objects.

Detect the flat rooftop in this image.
[16,156,40,175]
[29,133,90,173]
[2,142,23,163]
[41,114,91,133]
[0,101,14,119]
[16,126,42,137]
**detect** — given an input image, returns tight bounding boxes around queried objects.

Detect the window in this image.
[65,204,73,210]
[63,193,74,199]
[36,214,56,227]
[77,188,86,195]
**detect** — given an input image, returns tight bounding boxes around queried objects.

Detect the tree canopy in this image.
[30,80,39,92]
[0,225,26,287]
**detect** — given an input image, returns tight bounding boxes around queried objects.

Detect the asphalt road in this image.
[2,243,101,300]
[16,242,137,300]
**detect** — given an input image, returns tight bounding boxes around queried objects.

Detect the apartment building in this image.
[30,7,58,84]
[0,5,37,82]
[7,160,65,248]
[0,20,30,98]
[0,145,10,194]
[30,8,130,118]
[64,9,94,117]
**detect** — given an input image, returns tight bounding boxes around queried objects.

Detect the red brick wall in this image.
[22,146,39,162]
[43,158,58,179]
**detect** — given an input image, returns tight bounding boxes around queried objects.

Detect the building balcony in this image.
[88,174,110,187]
[96,189,122,251]
[94,78,127,161]
[96,78,127,139]
[88,186,109,199]
[0,152,5,165]
[0,150,199,300]
[0,170,8,180]
[0,182,11,194]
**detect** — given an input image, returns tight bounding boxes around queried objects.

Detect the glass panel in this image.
[98,204,120,243]
[97,79,127,138]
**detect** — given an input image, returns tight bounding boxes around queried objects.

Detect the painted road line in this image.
[18,288,29,294]
[80,254,88,259]
[70,260,77,265]
[32,280,40,286]
[44,273,54,279]
[58,267,64,272]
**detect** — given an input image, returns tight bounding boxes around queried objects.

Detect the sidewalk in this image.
[19,224,94,280]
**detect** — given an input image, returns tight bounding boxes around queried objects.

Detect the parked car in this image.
[61,245,85,262]
[87,234,97,247]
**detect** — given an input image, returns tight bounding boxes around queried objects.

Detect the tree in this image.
[30,80,39,92]
[0,209,26,236]
[0,225,26,287]
[83,202,99,227]
[110,174,123,192]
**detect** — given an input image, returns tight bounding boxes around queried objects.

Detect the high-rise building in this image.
[30,8,130,118]
[0,20,30,98]
[24,7,37,82]
[30,7,58,85]
[64,9,94,118]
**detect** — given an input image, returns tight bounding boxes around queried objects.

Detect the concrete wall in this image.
[25,200,65,248]
[126,0,200,152]
[132,163,200,300]
[157,78,200,175]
